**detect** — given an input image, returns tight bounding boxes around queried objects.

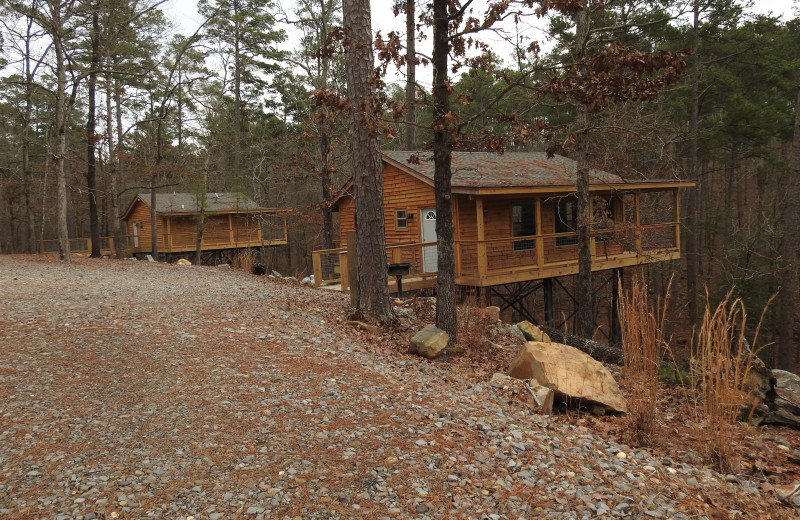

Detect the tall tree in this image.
[85,2,101,257]
[0,0,51,253]
[430,0,457,339]
[538,0,685,338]
[342,0,390,319]
[377,0,549,340]
[402,0,415,150]
[778,69,800,370]
[280,0,346,249]
[33,0,82,262]
[198,0,285,176]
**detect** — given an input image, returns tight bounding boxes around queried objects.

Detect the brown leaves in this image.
[538,41,686,114]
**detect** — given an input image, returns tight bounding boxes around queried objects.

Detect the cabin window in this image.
[594,196,616,242]
[396,210,408,230]
[512,203,536,251]
[554,197,578,246]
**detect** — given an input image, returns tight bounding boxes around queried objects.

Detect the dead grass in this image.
[457,303,494,353]
[231,248,258,272]
[693,289,772,473]
[618,274,671,447]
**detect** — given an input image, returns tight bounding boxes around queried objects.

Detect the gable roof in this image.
[121,192,270,220]
[381,151,692,194]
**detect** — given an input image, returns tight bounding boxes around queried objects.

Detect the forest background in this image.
[1,0,799,368]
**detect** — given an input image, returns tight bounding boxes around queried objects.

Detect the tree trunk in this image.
[52,13,70,262]
[777,73,800,370]
[320,129,334,249]
[574,5,593,339]
[233,0,243,175]
[686,2,701,337]
[106,68,122,258]
[404,0,416,150]
[431,0,457,342]
[342,0,390,319]
[87,7,101,258]
[540,325,624,365]
[23,15,37,254]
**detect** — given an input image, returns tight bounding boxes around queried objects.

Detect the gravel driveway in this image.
[0,256,788,519]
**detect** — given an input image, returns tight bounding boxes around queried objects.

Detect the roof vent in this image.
[214,192,219,199]
[181,204,185,209]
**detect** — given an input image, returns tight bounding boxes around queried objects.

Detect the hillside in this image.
[0,256,798,519]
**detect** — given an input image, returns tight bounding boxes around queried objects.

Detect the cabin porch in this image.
[312,188,681,291]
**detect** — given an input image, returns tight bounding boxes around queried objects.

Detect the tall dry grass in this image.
[231,249,258,272]
[618,274,671,447]
[693,289,771,473]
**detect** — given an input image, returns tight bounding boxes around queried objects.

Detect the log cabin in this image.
[312,152,693,329]
[121,192,287,260]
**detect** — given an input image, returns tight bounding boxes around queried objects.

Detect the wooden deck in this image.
[39,234,287,257]
[312,218,680,291]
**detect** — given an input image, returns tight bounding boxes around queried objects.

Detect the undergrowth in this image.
[618,274,671,447]
[692,289,772,473]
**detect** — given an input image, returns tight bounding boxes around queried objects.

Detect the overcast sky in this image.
[162,0,798,93]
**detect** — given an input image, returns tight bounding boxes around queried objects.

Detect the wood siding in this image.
[330,161,679,287]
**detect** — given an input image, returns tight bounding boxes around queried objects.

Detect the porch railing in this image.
[311,220,679,289]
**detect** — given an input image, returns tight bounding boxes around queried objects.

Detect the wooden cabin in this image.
[312,151,693,292]
[121,192,287,258]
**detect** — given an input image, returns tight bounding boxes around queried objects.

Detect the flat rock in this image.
[507,341,627,413]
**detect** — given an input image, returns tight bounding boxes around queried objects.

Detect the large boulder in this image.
[763,369,800,427]
[410,325,449,359]
[483,306,501,323]
[516,321,551,342]
[507,342,628,413]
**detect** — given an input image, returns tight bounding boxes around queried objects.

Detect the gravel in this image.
[0,256,785,519]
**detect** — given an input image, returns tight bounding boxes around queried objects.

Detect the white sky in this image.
[163,0,798,93]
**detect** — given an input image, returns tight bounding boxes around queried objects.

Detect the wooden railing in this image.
[39,235,132,255]
[311,220,680,289]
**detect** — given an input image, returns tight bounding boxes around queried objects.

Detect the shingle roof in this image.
[382,151,624,188]
[136,192,266,214]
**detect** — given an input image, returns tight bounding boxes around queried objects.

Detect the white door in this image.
[421,208,437,272]
[132,222,139,248]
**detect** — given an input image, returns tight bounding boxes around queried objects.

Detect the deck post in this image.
[634,193,642,252]
[535,197,544,269]
[544,277,554,326]
[476,198,487,280]
[312,252,323,287]
[673,189,681,251]
[610,268,622,344]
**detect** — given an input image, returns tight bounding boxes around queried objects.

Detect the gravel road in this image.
[0,256,787,519]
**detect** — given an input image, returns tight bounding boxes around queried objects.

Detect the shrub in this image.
[693,289,771,473]
[618,274,671,447]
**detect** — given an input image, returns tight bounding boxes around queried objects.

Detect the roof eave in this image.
[453,180,695,195]
[120,194,147,221]
[382,153,435,187]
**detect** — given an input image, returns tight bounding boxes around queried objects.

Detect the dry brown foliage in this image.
[693,289,772,473]
[619,274,671,447]
[231,249,258,272]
